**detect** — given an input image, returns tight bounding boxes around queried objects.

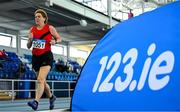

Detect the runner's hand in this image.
[50,39,56,45]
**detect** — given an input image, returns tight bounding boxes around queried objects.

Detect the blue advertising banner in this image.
[72,1,180,111]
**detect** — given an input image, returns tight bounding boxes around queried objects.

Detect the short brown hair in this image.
[34,9,48,24]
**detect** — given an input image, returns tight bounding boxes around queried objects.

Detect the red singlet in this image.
[31,24,52,56]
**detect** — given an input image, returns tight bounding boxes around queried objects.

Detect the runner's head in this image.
[34,9,48,24]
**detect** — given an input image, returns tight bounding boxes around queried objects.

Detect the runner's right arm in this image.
[27,27,33,49]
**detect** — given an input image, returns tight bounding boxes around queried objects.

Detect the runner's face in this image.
[35,13,45,25]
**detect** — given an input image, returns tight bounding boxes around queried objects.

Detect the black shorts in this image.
[32,51,54,72]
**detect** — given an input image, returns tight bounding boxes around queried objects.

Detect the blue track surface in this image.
[0,98,70,112]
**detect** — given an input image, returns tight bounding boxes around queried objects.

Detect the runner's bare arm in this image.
[49,25,62,45]
[27,27,33,49]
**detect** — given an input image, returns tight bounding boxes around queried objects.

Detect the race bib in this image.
[32,39,46,49]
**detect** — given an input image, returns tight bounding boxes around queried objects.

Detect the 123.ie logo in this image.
[93,43,175,93]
